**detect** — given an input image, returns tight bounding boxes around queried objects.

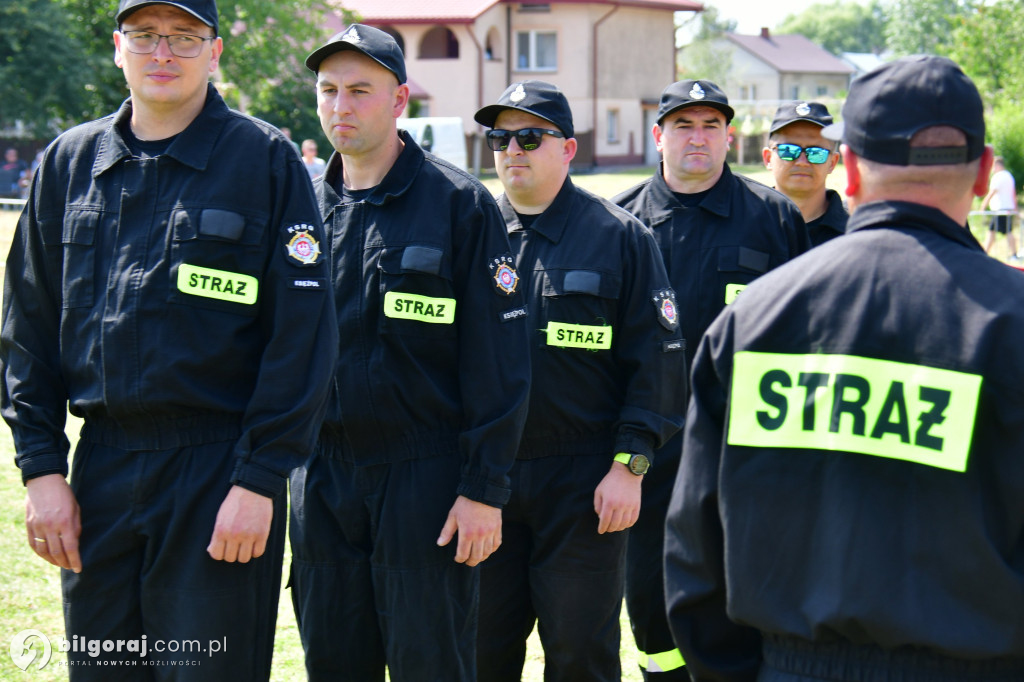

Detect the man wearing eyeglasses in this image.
[0,0,337,679]
[473,81,685,681]
[290,26,531,681]
[763,101,848,246]
[613,80,810,682]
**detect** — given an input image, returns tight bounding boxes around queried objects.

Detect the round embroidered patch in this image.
[286,231,321,265]
[494,263,519,295]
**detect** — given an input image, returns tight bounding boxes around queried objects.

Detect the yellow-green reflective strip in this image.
[727,352,982,472]
[637,648,685,672]
[177,264,258,305]
[544,322,612,350]
[383,291,456,324]
[725,283,747,304]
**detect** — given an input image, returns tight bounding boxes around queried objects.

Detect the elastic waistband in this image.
[762,634,1024,682]
[80,414,242,450]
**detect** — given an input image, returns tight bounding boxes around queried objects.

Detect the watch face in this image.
[629,454,650,475]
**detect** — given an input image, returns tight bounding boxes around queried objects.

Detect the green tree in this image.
[884,0,976,56]
[777,0,888,55]
[677,5,737,83]
[0,0,99,136]
[948,0,1024,105]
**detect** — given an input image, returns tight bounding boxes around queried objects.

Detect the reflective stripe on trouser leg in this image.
[638,648,686,673]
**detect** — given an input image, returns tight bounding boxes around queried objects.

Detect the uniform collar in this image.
[641,161,735,225]
[92,83,229,178]
[808,189,849,230]
[319,129,424,214]
[497,175,575,244]
[846,200,985,252]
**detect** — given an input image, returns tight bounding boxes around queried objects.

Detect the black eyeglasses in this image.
[772,143,832,164]
[120,30,215,58]
[485,128,565,152]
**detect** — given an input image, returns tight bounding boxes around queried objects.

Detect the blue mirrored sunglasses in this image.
[772,143,832,164]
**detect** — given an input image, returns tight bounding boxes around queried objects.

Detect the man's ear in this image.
[841,144,860,198]
[973,145,995,198]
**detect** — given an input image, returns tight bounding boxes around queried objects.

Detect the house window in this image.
[739,85,756,100]
[790,85,800,99]
[607,109,620,144]
[516,30,557,71]
[816,85,828,96]
[420,26,459,59]
[518,3,551,12]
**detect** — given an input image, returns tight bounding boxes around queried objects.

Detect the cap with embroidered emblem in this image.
[821,55,984,166]
[305,24,407,83]
[769,101,833,135]
[117,0,218,34]
[657,79,734,124]
[474,80,574,139]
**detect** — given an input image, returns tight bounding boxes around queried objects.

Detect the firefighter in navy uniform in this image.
[613,79,809,680]
[666,56,1024,681]
[289,26,531,681]
[473,81,686,682]
[0,0,336,679]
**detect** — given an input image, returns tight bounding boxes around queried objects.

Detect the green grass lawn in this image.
[0,162,1012,679]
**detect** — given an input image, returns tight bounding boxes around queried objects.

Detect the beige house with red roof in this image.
[326,0,703,168]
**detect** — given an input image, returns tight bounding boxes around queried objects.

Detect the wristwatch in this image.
[614,452,650,476]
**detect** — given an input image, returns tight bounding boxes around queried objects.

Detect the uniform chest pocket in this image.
[168,208,266,316]
[53,209,99,309]
[713,246,770,305]
[540,269,620,350]
[378,245,457,338]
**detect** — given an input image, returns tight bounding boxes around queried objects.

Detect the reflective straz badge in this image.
[489,253,519,295]
[284,224,322,266]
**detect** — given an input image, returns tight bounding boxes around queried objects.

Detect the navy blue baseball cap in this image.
[657,79,734,124]
[117,0,218,34]
[822,55,985,166]
[770,101,833,134]
[305,24,407,83]
[474,80,575,139]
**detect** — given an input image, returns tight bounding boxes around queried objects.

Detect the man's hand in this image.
[207,485,273,563]
[436,495,502,567]
[25,474,82,573]
[593,463,642,534]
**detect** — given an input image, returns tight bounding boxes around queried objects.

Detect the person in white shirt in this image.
[980,155,1018,259]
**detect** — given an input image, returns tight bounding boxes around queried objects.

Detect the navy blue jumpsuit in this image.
[0,84,336,680]
[667,200,1024,681]
[614,162,809,679]
[477,177,686,682]
[289,132,531,682]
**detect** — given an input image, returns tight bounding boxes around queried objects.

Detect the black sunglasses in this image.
[772,143,832,164]
[485,128,565,152]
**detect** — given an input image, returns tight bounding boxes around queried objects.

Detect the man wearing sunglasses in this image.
[1,0,337,678]
[763,101,848,246]
[473,81,685,681]
[614,79,810,682]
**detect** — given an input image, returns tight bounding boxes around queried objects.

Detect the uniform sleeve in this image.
[452,192,530,507]
[0,152,72,482]
[229,145,338,498]
[612,225,686,460]
[664,313,761,681]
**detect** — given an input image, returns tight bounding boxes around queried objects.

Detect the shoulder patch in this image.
[652,288,679,330]
[488,253,520,296]
[283,223,322,266]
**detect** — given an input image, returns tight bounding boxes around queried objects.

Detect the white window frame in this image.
[515,30,557,72]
